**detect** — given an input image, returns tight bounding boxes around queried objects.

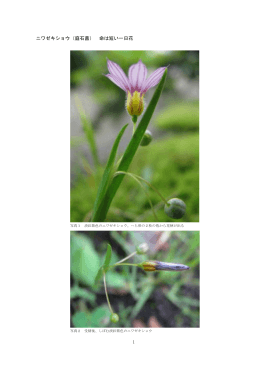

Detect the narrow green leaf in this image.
[94,266,104,285]
[103,244,112,269]
[91,124,128,221]
[93,69,168,221]
[94,244,113,284]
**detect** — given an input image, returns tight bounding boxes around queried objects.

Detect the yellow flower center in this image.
[126,91,144,116]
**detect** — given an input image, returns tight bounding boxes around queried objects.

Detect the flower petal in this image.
[128,60,147,94]
[105,74,127,92]
[142,67,167,93]
[106,59,130,91]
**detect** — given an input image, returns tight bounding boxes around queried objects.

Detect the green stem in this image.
[132,116,137,135]
[103,270,113,314]
[132,116,137,134]
[135,193,175,222]
[115,252,137,264]
[115,171,169,206]
[113,171,159,220]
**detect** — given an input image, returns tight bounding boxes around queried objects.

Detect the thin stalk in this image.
[115,171,169,206]
[113,171,159,221]
[135,193,176,222]
[103,270,113,314]
[115,252,137,264]
[132,122,136,134]
[132,116,137,134]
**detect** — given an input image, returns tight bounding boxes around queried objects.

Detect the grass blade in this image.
[75,95,99,169]
[114,171,159,221]
[93,68,168,221]
[103,244,112,269]
[94,266,104,285]
[91,124,128,221]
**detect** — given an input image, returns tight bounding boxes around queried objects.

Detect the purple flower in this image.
[105,59,167,117]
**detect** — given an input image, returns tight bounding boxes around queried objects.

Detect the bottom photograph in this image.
[70,231,200,328]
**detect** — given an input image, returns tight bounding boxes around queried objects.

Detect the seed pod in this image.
[140,130,152,146]
[164,198,186,219]
[110,313,119,323]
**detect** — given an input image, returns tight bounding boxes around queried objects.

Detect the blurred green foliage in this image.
[70,50,199,222]
[155,100,199,132]
[70,231,199,328]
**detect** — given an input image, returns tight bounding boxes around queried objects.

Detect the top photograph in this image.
[70,51,199,222]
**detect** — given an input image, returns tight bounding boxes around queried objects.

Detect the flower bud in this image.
[110,313,119,323]
[164,198,186,219]
[141,260,189,272]
[136,243,149,254]
[140,130,152,146]
[126,91,144,116]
